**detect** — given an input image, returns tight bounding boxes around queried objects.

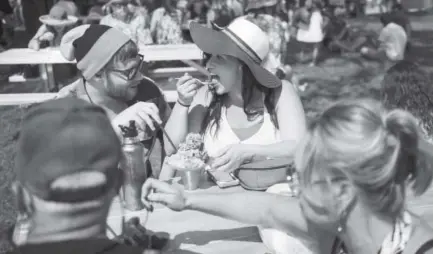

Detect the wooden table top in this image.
[0,44,203,65]
[0,48,75,65]
[0,91,178,106]
[107,176,268,254]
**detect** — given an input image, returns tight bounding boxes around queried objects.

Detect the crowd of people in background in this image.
[0,0,412,87]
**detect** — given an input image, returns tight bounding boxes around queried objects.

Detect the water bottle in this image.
[119,120,147,211]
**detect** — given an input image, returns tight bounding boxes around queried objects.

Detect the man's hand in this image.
[56,83,78,98]
[112,102,162,139]
[39,32,54,42]
[115,217,151,247]
[142,178,188,212]
[114,217,169,251]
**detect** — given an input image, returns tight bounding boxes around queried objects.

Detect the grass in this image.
[0,22,433,253]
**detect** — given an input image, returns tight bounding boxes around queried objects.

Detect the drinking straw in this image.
[155,121,178,153]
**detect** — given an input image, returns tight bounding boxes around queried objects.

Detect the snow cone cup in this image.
[168,161,205,191]
[180,164,205,191]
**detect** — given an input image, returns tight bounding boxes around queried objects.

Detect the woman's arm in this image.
[186,192,310,236]
[149,8,161,37]
[244,81,307,161]
[28,24,48,44]
[206,9,215,27]
[334,23,349,41]
[134,15,153,45]
[158,98,207,180]
[158,98,191,180]
[162,87,207,155]
[143,178,313,241]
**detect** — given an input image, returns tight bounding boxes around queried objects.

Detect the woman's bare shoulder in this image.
[276,80,300,105]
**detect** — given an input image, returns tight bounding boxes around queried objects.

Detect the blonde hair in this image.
[295,98,432,218]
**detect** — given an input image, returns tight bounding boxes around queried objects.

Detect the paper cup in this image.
[167,161,204,191]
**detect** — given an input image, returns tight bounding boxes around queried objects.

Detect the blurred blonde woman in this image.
[143,98,433,254]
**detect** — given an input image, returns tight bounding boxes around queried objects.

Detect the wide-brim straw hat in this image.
[39,4,78,27]
[189,17,281,88]
[246,0,278,11]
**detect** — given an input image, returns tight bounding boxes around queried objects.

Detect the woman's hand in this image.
[210,144,253,173]
[28,39,40,51]
[176,73,202,106]
[39,31,54,42]
[142,178,188,212]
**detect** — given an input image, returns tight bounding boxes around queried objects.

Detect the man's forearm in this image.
[184,191,273,227]
[184,191,309,238]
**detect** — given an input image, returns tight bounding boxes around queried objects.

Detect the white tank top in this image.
[296,11,324,43]
[203,106,281,158]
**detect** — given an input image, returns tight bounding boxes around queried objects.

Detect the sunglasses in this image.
[110,54,144,80]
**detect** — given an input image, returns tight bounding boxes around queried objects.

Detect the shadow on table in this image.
[165,250,201,254]
[169,226,261,250]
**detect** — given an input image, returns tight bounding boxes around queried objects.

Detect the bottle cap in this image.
[119,120,138,138]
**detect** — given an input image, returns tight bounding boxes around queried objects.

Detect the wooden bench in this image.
[9,66,205,83]
[0,91,178,106]
[0,44,205,91]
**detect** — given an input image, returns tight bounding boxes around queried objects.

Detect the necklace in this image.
[83,81,95,105]
[333,212,412,254]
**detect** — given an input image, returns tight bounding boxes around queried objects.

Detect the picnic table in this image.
[106,176,269,254]
[0,91,178,106]
[0,44,204,92]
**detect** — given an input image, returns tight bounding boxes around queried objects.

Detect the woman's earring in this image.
[336,209,347,233]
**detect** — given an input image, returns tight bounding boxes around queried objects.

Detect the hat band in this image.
[222,28,262,64]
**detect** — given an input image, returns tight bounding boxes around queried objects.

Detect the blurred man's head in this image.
[60,25,145,101]
[381,60,433,138]
[13,98,122,243]
[108,0,135,19]
[380,13,391,26]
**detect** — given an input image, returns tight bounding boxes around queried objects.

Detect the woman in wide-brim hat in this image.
[29,3,79,50]
[160,17,306,185]
[38,2,78,27]
[28,2,79,91]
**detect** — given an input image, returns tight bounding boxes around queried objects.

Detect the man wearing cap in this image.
[57,24,172,177]
[7,98,165,253]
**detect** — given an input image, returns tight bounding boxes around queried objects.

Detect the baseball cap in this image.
[15,98,122,203]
